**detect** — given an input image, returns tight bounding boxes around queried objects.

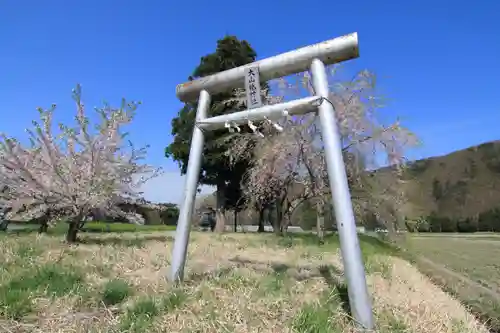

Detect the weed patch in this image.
[3,264,82,297]
[119,297,160,333]
[161,289,187,312]
[292,289,346,333]
[376,310,410,333]
[0,288,32,320]
[261,270,288,294]
[102,279,132,305]
[0,263,85,319]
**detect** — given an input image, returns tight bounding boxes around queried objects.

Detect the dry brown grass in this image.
[0,231,488,333]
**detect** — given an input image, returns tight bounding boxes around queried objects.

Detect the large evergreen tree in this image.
[165,36,260,232]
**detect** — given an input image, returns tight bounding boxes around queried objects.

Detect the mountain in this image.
[394,140,500,220]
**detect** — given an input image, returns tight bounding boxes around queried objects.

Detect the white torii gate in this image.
[169,32,374,330]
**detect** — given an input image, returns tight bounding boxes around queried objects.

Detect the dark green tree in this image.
[478,208,500,232]
[457,217,477,232]
[427,212,442,232]
[440,216,457,232]
[165,36,261,232]
[159,203,180,226]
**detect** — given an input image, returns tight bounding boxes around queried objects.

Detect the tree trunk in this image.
[210,213,216,232]
[274,203,283,236]
[38,222,48,234]
[258,209,265,232]
[316,201,325,244]
[66,222,79,243]
[281,214,291,235]
[233,210,238,232]
[214,181,227,233]
[0,220,8,232]
[38,209,51,234]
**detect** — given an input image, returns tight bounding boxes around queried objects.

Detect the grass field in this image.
[0,231,487,333]
[406,233,500,332]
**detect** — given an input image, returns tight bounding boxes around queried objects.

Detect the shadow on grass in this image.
[227,255,354,318]
[318,265,351,315]
[2,227,43,235]
[78,235,174,247]
[185,267,236,285]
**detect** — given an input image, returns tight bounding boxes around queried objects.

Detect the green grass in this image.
[292,288,349,333]
[160,289,187,312]
[261,270,289,294]
[119,297,162,333]
[269,232,399,259]
[291,267,411,333]
[117,289,188,332]
[0,263,86,320]
[101,279,133,305]
[0,288,33,320]
[2,221,176,235]
[292,289,410,333]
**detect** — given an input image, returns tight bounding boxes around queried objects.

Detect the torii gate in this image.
[169,32,374,330]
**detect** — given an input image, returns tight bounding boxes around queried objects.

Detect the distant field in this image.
[410,232,500,240]
[407,233,500,331]
[4,222,176,234]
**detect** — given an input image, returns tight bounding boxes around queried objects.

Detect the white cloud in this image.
[139,171,215,205]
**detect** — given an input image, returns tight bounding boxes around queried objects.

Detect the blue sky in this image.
[1,1,499,204]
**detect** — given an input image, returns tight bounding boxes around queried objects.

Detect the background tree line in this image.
[0,200,179,231]
[404,209,500,233]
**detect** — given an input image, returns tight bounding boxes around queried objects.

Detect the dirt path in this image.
[416,256,500,301]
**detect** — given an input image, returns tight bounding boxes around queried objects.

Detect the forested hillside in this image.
[394,140,500,231]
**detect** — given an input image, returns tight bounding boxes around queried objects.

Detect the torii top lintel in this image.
[176,32,359,103]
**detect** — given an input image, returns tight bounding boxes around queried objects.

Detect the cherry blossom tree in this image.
[0,85,160,242]
[228,67,418,236]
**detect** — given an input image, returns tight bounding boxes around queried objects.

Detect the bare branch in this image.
[233,68,418,231]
